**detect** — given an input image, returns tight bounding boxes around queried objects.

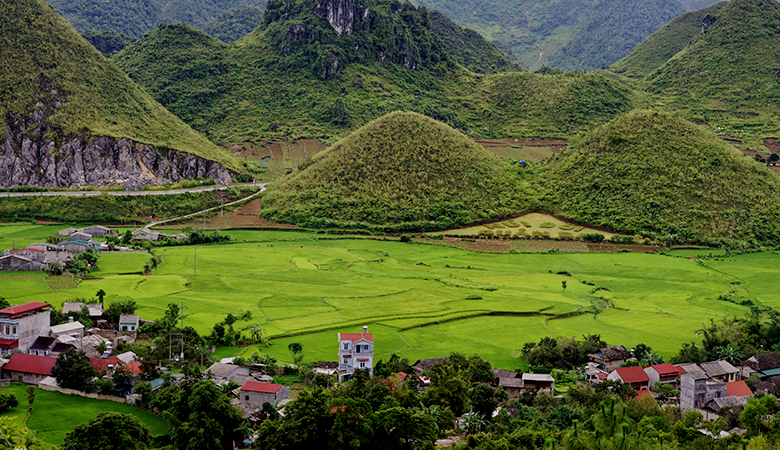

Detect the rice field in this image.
[0,225,775,370]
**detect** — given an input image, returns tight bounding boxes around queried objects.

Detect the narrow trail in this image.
[147,183,269,228]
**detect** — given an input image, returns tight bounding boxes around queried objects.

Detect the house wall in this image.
[338,339,373,378]
[3,371,47,385]
[17,311,51,353]
[241,386,290,411]
[645,368,660,387]
[119,322,138,332]
[680,373,698,412]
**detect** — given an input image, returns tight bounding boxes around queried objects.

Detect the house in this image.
[63,302,106,322]
[206,362,251,384]
[89,355,124,373]
[726,380,753,398]
[70,231,92,242]
[679,364,727,412]
[338,326,374,380]
[312,361,340,377]
[589,345,633,372]
[58,227,78,237]
[57,239,101,254]
[3,248,46,263]
[498,378,525,398]
[607,366,650,391]
[741,352,780,379]
[1,353,56,385]
[80,225,117,238]
[119,314,140,332]
[0,254,42,271]
[27,337,74,357]
[240,381,290,412]
[0,302,52,355]
[27,243,73,263]
[522,373,555,394]
[700,360,740,383]
[411,357,450,376]
[50,320,85,340]
[645,363,685,388]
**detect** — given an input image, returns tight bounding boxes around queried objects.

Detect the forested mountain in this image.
[113,0,634,145]
[44,0,266,39]
[408,0,687,71]
[0,0,237,188]
[202,4,264,42]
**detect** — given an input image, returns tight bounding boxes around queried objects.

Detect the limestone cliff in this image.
[1,106,232,190]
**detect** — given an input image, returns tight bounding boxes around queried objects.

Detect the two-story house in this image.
[338,326,374,380]
[0,302,52,356]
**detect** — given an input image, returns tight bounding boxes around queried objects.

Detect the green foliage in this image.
[80,30,136,57]
[62,411,151,450]
[0,0,240,170]
[0,392,19,413]
[106,298,137,323]
[52,349,98,391]
[541,110,780,243]
[522,335,607,370]
[261,112,527,230]
[202,5,264,43]
[0,416,42,450]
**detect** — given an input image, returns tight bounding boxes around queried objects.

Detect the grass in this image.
[0,384,169,446]
[4,225,777,371]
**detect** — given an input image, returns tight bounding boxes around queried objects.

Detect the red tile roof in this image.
[0,302,51,317]
[727,380,753,397]
[90,356,123,372]
[10,248,44,254]
[0,339,18,349]
[637,390,653,398]
[3,353,56,376]
[126,361,143,375]
[241,381,283,393]
[650,363,684,377]
[615,366,650,384]
[338,333,373,343]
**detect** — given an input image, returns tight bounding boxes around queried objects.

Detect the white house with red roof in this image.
[645,363,686,388]
[338,326,374,380]
[0,302,52,356]
[240,381,290,413]
[607,365,650,391]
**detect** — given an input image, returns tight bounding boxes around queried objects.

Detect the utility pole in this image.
[180,300,186,360]
[193,245,197,276]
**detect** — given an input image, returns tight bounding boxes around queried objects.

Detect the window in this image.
[245,395,249,400]
[355,345,361,353]
[11,326,15,335]
[359,361,366,368]
[343,343,349,350]
[3,325,8,335]
[343,357,350,365]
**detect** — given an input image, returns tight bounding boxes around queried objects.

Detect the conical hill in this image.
[541,110,780,243]
[0,0,238,188]
[260,112,525,230]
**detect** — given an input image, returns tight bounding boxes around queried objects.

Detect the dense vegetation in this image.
[611,2,727,78]
[260,112,527,230]
[0,187,256,223]
[81,30,136,57]
[0,0,239,170]
[113,3,634,144]
[408,0,686,71]
[44,0,266,38]
[541,110,780,244]
[201,4,264,42]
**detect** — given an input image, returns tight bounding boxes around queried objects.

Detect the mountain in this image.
[113,0,634,144]
[260,111,526,230]
[81,30,137,57]
[0,0,237,189]
[611,2,727,78]
[540,110,780,242]
[682,0,723,10]
[202,4,264,42]
[407,0,687,71]
[44,0,266,39]
[638,0,780,134]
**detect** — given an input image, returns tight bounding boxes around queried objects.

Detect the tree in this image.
[373,406,437,449]
[562,280,567,291]
[670,341,708,364]
[469,383,500,419]
[0,392,19,412]
[288,342,304,367]
[62,412,151,450]
[0,416,42,450]
[106,299,137,323]
[169,380,247,450]
[52,349,97,391]
[0,298,9,309]
[715,344,744,365]
[96,289,106,303]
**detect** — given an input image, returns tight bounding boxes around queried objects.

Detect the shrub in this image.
[521,221,532,227]
[400,235,412,243]
[559,224,576,231]
[539,222,555,228]
[581,233,605,242]
[465,295,483,300]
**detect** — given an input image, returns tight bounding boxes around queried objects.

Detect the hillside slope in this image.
[0,0,238,188]
[113,0,635,144]
[408,0,686,71]
[541,110,780,243]
[611,2,726,78]
[260,112,528,230]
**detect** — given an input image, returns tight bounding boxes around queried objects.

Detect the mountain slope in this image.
[0,0,238,188]
[45,0,164,38]
[408,0,687,71]
[611,2,726,78]
[202,4,264,42]
[541,110,780,243]
[261,112,527,229]
[113,0,635,144]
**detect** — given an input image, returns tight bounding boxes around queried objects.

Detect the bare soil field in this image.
[475,137,567,163]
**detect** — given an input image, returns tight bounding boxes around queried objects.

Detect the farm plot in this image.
[428,212,616,240]
[1,225,776,369]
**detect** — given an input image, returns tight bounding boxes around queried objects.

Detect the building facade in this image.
[0,302,52,355]
[338,326,374,380]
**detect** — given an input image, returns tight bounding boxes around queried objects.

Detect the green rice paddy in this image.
[1,225,776,371]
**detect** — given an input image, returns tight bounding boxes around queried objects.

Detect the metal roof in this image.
[0,302,51,317]
[241,381,284,393]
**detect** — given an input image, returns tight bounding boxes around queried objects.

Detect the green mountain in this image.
[427,10,518,74]
[113,0,634,144]
[611,2,726,78]
[260,111,527,230]
[639,0,780,137]
[81,30,137,57]
[161,0,265,28]
[202,4,264,42]
[408,0,687,71]
[0,0,238,188]
[540,110,780,243]
[682,0,723,10]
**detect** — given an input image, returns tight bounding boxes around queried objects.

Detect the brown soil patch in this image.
[736,147,780,175]
[230,198,295,229]
[231,139,328,179]
[764,138,780,154]
[474,137,567,163]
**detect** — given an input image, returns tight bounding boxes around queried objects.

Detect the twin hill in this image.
[0,0,239,188]
[260,112,527,231]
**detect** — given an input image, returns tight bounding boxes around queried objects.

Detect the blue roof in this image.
[759,368,780,377]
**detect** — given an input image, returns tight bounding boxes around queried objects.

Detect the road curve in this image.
[147,183,270,228]
[0,183,266,198]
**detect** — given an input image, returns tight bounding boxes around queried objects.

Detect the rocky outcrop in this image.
[315,0,370,36]
[1,111,232,190]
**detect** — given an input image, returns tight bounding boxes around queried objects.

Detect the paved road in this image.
[0,183,267,197]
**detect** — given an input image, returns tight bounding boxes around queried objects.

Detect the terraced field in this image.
[2,224,776,370]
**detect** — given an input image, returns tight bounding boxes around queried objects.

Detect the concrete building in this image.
[522,373,555,394]
[1,353,56,385]
[0,254,42,271]
[700,360,740,383]
[80,226,117,238]
[0,302,52,355]
[608,366,650,391]
[119,314,140,332]
[645,363,685,388]
[679,364,727,412]
[338,326,374,380]
[50,320,85,341]
[240,381,289,412]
